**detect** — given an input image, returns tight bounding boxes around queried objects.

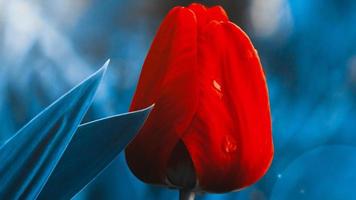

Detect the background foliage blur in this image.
[0,0,355,199]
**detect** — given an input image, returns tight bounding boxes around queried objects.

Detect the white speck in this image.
[277,174,282,179]
[213,80,222,91]
[212,80,223,98]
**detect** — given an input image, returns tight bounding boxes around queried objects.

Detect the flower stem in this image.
[179,189,195,200]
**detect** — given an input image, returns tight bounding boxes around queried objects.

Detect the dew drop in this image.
[213,80,221,91]
[212,80,223,98]
[223,136,237,153]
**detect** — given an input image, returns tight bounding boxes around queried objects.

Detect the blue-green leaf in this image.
[0,61,108,199]
[38,105,153,200]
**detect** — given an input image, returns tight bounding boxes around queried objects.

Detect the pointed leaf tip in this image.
[104,59,111,66]
[82,60,108,87]
[38,105,153,200]
[0,63,107,199]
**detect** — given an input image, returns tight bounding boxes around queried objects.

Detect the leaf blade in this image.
[0,61,108,199]
[38,105,153,200]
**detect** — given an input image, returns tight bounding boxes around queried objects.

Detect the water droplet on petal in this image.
[212,80,223,98]
[223,136,237,153]
[213,80,221,91]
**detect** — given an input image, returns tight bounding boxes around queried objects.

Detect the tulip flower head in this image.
[125,3,273,195]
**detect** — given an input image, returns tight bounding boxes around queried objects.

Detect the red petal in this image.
[188,3,208,32]
[182,21,273,192]
[206,6,229,22]
[188,3,228,33]
[125,7,199,185]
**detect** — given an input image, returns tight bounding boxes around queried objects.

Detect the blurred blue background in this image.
[0,0,355,199]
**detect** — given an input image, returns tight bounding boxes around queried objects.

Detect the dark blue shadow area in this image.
[271,145,356,200]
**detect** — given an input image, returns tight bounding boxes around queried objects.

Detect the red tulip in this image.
[126,3,273,193]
